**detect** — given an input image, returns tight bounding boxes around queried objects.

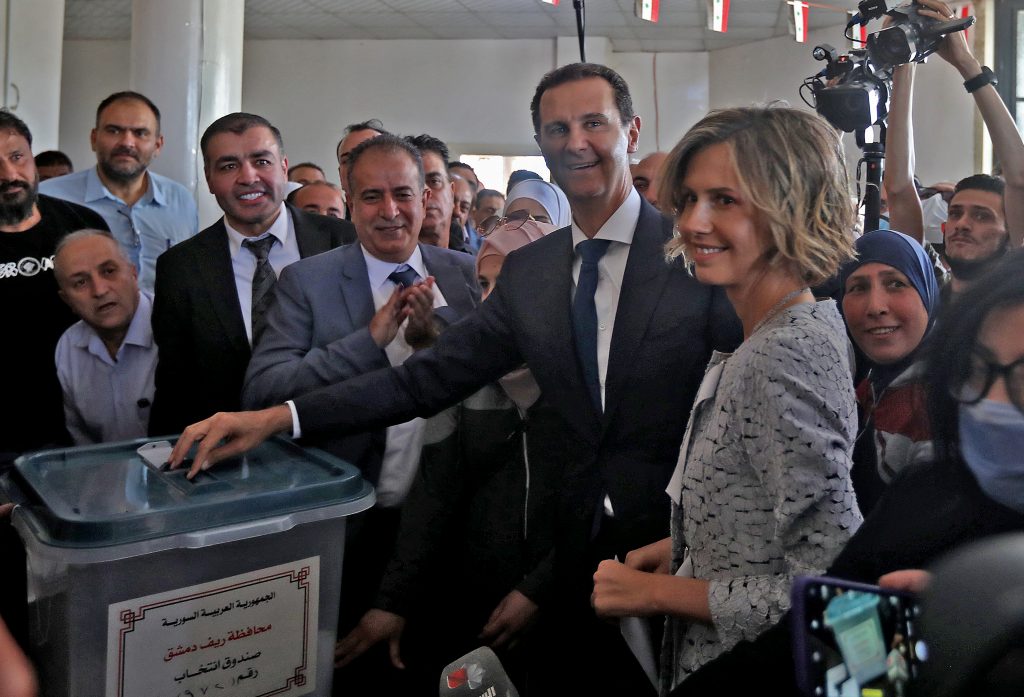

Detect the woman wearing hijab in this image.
[335,218,558,695]
[840,229,941,514]
[501,178,572,229]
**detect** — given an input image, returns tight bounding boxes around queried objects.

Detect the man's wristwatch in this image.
[964,66,998,94]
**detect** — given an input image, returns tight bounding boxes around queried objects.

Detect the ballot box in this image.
[1,436,374,697]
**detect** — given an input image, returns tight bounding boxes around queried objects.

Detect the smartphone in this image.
[791,575,925,697]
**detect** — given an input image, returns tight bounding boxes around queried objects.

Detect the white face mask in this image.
[921,195,948,245]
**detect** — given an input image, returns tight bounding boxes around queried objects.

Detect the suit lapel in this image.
[602,203,674,429]
[291,205,331,258]
[339,244,376,328]
[197,221,250,355]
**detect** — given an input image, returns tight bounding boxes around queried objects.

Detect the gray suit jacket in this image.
[242,242,480,475]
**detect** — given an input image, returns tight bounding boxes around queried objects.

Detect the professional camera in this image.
[802,45,890,132]
[867,2,974,67]
[801,1,974,133]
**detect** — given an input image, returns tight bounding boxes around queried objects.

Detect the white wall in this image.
[59,40,129,175]
[612,51,709,157]
[242,38,558,176]
[708,24,978,186]
[58,37,710,193]
[59,32,977,195]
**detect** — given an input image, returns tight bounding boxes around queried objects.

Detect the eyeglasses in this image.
[479,209,536,237]
[951,350,1024,413]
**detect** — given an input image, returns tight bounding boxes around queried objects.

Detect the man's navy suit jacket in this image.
[149,204,356,436]
[241,242,481,479]
[291,199,741,590]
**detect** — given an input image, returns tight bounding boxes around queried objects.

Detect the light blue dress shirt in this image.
[40,167,199,292]
[54,291,159,445]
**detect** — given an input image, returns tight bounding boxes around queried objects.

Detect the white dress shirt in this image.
[224,204,301,344]
[570,187,641,410]
[361,244,448,507]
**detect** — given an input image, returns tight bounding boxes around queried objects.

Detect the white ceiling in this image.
[64,0,847,52]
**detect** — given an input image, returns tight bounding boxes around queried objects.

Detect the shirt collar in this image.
[76,290,155,359]
[84,167,162,207]
[570,187,641,249]
[361,244,427,290]
[225,204,292,259]
[122,290,155,349]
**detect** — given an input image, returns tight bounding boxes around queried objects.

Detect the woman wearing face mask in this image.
[335,218,558,694]
[664,249,1024,696]
[840,229,941,514]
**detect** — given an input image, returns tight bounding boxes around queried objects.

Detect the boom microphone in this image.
[439,647,519,697]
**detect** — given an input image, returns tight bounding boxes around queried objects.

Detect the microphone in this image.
[439,647,519,697]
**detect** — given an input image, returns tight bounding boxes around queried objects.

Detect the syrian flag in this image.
[635,0,660,22]
[848,10,867,47]
[707,0,729,32]
[789,1,809,43]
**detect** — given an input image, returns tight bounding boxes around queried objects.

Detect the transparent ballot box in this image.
[1,437,374,697]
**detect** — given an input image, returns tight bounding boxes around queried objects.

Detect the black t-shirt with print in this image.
[0,194,108,459]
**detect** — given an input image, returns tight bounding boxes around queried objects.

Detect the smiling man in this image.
[53,229,157,444]
[241,134,479,694]
[41,91,199,292]
[149,112,355,436]
[168,66,741,695]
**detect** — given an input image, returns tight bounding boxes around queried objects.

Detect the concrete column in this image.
[1,0,65,149]
[130,0,243,227]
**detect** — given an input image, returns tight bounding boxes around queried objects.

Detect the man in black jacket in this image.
[149,112,355,436]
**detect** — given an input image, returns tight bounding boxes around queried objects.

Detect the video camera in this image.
[801,0,974,132]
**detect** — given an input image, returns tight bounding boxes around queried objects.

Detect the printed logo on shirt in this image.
[0,255,54,280]
[446,662,484,689]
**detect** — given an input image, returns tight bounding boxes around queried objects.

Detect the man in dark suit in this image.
[171,65,740,695]
[149,112,355,436]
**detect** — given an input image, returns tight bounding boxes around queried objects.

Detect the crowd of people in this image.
[2,1,1024,693]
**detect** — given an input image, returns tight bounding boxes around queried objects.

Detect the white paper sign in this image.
[106,557,320,697]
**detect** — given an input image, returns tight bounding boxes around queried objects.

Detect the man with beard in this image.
[943,174,1015,295]
[878,1,1022,297]
[149,112,355,436]
[41,91,198,292]
[0,111,108,460]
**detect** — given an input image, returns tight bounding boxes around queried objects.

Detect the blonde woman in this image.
[591,105,863,691]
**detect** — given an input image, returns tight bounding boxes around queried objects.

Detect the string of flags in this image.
[537,1,973,42]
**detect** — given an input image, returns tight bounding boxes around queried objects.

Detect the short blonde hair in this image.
[661,105,856,286]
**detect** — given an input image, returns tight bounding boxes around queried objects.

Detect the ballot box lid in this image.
[4,436,371,548]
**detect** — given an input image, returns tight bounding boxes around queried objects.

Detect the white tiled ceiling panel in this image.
[64,0,845,51]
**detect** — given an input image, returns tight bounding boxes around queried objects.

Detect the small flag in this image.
[789,1,809,43]
[954,3,973,41]
[635,0,660,22]
[707,0,729,32]
[847,10,867,47]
